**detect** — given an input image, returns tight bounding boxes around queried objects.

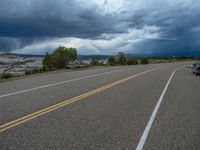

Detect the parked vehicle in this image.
[193,62,200,75]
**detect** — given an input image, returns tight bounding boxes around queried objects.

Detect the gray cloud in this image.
[0,0,118,38]
[0,0,200,56]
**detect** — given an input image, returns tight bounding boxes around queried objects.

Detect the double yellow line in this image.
[0,68,159,133]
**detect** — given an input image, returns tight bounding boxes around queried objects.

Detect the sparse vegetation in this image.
[0,46,78,81]
[25,68,43,75]
[0,47,199,82]
[105,55,198,67]
[0,72,14,79]
[127,58,139,65]
[90,56,100,66]
[140,58,149,64]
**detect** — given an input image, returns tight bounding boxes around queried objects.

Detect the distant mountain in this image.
[1,51,200,59]
[78,51,200,59]
[126,52,200,58]
[77,54,111,60]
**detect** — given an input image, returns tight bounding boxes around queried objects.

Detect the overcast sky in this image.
[0,0,200,55]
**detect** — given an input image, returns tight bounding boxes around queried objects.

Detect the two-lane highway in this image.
[0,62,199,150]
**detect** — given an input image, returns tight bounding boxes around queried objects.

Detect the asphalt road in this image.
[0,62,199,150]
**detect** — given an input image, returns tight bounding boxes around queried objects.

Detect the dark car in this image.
[193,62,200,75]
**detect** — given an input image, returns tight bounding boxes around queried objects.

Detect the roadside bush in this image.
[25,68,44,76]
[140,58,149,64]
[127,58,138,65]
[90,56,100,66]
[25,70,32,75]
[1,72,14,79]
[32,68,43,73]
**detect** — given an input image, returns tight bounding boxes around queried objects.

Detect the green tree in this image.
[118,52,126,65]
[108,56,116,65]
[42,46,77,70]
[42,52,53,71]
[67,47,77,61]
[51,47,68,69]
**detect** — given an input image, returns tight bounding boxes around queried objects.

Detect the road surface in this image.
[0,62,200,150]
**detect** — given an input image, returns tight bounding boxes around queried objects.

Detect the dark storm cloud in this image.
[0,0,120,52]
[0,0,200,55]
[0,0,117,38]
[0,37,36,52]
[0,37,19,51]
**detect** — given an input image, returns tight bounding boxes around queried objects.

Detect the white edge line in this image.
[136,67,182,150]
[0,67,138,98]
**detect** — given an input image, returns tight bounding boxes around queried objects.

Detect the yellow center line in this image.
[0,68,160,133]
